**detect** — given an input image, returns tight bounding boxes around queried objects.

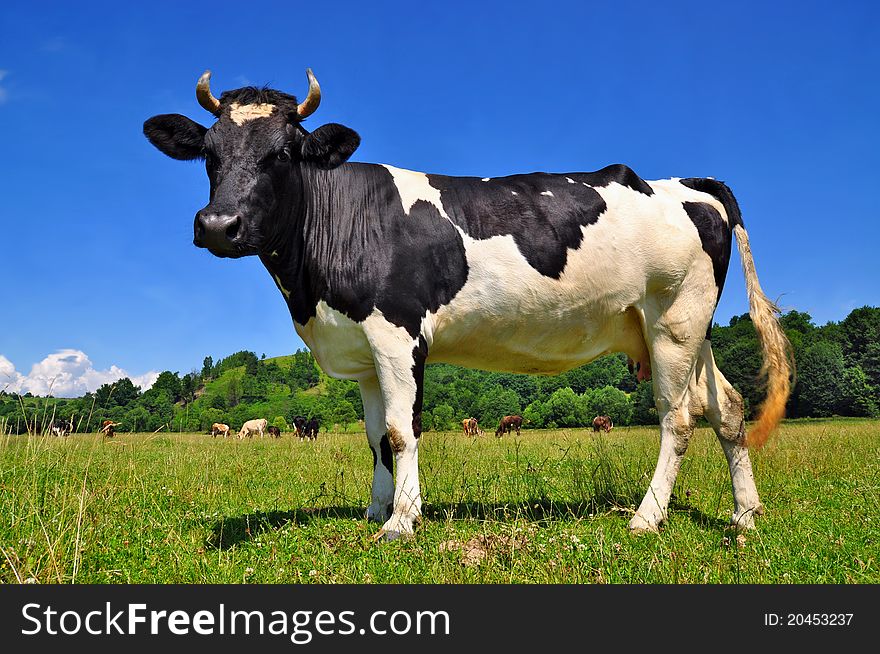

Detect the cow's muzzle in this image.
[194,210,244,257]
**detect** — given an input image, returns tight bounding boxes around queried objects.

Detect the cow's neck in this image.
[259,162,381,327]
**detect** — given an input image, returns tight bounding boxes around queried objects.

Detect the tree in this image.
[94,377,140,409]
[202,356,214,380]
[328,400,358,431]
[152,371,182,404]
[631,380,659,425]
[795,341,847,417]
[431,404,455,431]
[474,385,521,427]
[839,367,879,417]
[545,388,588,428]
[839,306,880,368]
[523,400,548,428]
[125,405,150,432]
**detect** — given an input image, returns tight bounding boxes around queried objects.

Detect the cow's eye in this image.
[276,149,291,163]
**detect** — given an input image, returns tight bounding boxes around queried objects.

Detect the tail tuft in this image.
[733,224,795,448]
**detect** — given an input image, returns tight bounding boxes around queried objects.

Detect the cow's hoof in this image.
[372,514,417,542]
[729,505,763,531]
[628,513,661,534]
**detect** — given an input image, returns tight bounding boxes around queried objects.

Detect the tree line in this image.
[2,306,878,435]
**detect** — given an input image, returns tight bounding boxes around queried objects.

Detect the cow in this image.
[267,425,282,438]
[462,417,482,436]
[495,415,523,438]
[100,420,119,438]
[144,69,793,539]
[50,418,73,437]
[592,415,614,433]
[238,418,267,439]
[291,415,307,440]
[302,418,319,441]
[211,422,230,438]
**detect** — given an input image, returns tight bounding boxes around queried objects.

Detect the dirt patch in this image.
[439,532,528,567]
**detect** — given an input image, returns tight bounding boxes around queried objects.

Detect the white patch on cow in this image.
[511,191,518,195]
[381,164,450,220]
[294,301,374,380]
[273,274,291,299]
[650,178,730,224]
[228,102,276,125]
[566,177,576,184]
[541,190,554,197]
[481,177,491,182]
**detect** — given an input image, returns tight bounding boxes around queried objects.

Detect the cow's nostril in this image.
[225,216,241,241]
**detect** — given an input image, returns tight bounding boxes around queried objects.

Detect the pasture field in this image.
[1,419,877,584]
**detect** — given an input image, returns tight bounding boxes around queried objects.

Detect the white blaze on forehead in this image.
[381,164,450,219]
[228,102,276,125]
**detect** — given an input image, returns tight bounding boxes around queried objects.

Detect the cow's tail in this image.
[732,221,794,448]
[683,178,794,448]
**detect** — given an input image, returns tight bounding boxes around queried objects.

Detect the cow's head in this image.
[143,70,360,258]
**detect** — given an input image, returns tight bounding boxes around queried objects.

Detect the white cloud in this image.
[0,350,158,397]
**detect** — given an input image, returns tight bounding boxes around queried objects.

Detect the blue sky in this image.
[1,0,878,396]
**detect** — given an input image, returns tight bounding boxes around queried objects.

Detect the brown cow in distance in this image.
[267,425,281,438]
[495,415,523,438]
[592,415,614,433]
[100,420,119,438]
[462,417,482,436]
[211,422,230,438]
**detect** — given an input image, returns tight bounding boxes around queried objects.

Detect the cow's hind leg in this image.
[629,274,715,533]
[359,375,394,523]
[692,340,763,530]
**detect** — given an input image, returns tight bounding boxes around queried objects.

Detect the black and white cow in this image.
[144,70,793,540]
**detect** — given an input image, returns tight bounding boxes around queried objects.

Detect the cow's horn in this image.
[296,68,321,119]
[196,70,221,116]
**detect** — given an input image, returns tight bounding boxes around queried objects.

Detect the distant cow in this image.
[211,422,230,438]
[495,415,523,438]
[291,415,307,440]
[100,420,119,438]
[50,418,73,437]
[462,417,482,436]
[592,415,614,433]
[267,425,281,438]
[238,418,267,439]
[303,417,319,441]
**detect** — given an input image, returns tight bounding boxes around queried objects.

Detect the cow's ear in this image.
[300,123,360,169]
[143,114,208,161]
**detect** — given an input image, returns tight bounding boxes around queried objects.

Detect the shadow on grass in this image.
[205,492,727,549]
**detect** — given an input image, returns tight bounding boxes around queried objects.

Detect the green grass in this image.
[1,419,877,583]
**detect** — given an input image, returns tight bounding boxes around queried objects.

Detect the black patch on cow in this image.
[679,178,744,228]
[682,201,732,339]
[411,335,428,439]
[576,163,654,196]
[379,433,394,477]
[267,164,469,339]
[427,172,608,279]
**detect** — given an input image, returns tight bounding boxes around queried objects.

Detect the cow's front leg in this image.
[364,318,427,541]
[359,376,393,523]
